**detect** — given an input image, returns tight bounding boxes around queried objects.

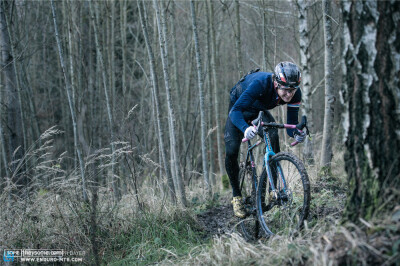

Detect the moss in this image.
[344,150,383,222]
[360,156,381,220]
[318,165,334,180]
[343,174,357,222]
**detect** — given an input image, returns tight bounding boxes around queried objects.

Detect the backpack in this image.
[230,68,261,103]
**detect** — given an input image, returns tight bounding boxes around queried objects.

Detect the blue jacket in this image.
[229,72,301,137]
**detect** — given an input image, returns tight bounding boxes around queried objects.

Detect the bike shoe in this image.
[231,196,247,218]
[269,191,276,202]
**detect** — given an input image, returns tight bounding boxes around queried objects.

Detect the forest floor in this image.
[195,178,347,240]
[164,153,399,265]
[177,177,399,266]
[2,146,399,265]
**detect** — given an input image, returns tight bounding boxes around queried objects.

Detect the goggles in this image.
[278,84,299,94]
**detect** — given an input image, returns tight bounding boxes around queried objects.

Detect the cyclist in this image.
[225,62,307,218]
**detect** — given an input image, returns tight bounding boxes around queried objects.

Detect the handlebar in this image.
[242,114,308,147]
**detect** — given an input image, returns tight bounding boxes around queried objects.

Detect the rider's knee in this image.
[225,149,238,162]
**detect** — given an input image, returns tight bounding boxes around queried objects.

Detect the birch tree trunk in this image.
[51,0,88,202]
[88,1,120,202]
[343,0,400,221]
[296,0,314,163]
[190,0,212,198]
[158,0,178,195]
[320,0,335,170]
[138,1,177,204]
[208,0,225,178]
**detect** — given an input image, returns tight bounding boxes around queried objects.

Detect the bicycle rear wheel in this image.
[257,152,310,236]
[238,163,260,241]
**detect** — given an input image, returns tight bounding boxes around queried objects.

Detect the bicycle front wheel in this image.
[257,152,311,236]
[238,163,260,241]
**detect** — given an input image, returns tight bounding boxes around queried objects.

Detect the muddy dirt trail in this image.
[195,182,347,239]
[195,194,241,238]
[196,204,238,237]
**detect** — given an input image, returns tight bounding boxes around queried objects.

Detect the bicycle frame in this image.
[241,139,263,193]
[242,128,290,202]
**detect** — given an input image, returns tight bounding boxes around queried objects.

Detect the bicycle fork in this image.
[263,132,288,200]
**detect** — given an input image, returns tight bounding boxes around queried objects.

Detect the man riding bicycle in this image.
[224,62,306,218]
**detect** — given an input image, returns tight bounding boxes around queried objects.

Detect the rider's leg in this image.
[224,117,242,197]
[224,115,248,218]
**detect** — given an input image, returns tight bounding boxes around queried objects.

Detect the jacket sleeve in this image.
[229,80,264,133]
[286,90,302,137]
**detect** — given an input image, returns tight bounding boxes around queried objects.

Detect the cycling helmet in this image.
[274,62,301,88]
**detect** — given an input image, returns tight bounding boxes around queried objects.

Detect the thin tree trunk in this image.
[153,0,187,206]
[182,45,194,178]
[25,73,41,146]
[208,0,225,177]
[205,0,215,185]
[110,1,120,199]
[0,71,10,179]
[158,0,178,196]
[320,0,335,170]
[190,0,212,198]
[88,1,120,202]
[120,0,128,196]
[262,0,268,71]
[138,0,177,204]
[0,1,24,181]
[50,0,87,202]
[296,0,314,163]
[170,1,187,160]
[235,0,243,78]
[66,0,89,155]
[3,5,27,163]
[120,0,127,116]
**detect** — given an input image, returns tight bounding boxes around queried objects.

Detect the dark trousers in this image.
[224,107,280,197]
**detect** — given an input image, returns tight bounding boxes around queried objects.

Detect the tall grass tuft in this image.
[0,127,204,264]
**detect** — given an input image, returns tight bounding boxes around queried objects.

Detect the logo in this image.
[3,250,14,262]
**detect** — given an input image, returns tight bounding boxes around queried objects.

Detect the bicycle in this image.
[238,111,311,240]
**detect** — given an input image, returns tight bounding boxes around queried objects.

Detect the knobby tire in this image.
[238,164,260,241]
[256,152,311,237]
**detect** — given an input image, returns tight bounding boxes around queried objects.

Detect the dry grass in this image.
[1,130,399,265]
[0,127,204,264]
[162,146,400,266]
[169,209,399,266]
